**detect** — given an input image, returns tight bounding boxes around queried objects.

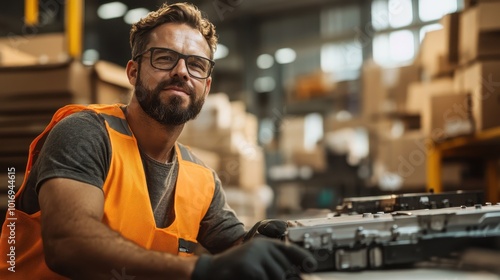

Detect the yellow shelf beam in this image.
[25,0,39,26]
[427,127,500,203]
[66,0,84,59]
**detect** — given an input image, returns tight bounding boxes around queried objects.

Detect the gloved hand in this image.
[191,238,317,280]
[242,219,288,242]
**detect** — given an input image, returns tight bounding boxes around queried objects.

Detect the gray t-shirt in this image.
[17,109,245,254]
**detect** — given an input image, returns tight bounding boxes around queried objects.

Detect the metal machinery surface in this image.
[287,203,500,272]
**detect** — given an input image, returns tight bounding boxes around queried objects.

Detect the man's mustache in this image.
[156,78,194,96]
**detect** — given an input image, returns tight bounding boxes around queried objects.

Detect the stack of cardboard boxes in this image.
[0,33,132,220]
[366,1,500,192]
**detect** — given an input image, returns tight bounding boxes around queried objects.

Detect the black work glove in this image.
[242,219,288,242]
[191,239,317,280]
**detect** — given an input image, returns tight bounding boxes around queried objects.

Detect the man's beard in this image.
[134,72,205,126]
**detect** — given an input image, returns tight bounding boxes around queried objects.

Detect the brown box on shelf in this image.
[406,77,471,139]
[187,147,221,172]
[419,30,447,78]
[406,77,455,115]
[361,61,389,117]
[464,0,500,9]
[464,60,500,131]
[0,44,38,66]
[453,66,467,94]
[0,59,132,169]
[224,187,268,230]
[91,61,132,104]
[291,144,327,173]
[280,116,308,164]
[0,56,84,167]
[419,13,460,78]
[0,61,92,115]
[179,95,259,154]
[178,128,232,153]
[388,63,421,113]
[230,101,258,145]
[0,33,68,64]
[374,132,463,191]
[218,147,265,191]
[441,12,460,69]
[423,93,472,141]
[459,2,500,65]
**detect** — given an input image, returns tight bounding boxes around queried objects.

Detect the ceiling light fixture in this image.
[214,44,229,60]
[256,54,274,69]
[124,8,150,24]
[97,2,127,20]
[275,48,296,64]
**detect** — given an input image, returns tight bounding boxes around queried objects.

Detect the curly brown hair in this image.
[129,2,217,60]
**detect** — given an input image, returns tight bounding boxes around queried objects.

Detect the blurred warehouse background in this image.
[2,0,500,227]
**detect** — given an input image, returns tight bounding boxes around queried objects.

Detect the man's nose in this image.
[169,58,189,80]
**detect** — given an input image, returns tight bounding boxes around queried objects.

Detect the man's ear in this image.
[126,60,138,86]
[203,77,212,98]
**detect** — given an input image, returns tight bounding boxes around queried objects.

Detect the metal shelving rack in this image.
[427,127,500,203]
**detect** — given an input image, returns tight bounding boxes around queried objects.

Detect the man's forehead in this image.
[148,23,211,57]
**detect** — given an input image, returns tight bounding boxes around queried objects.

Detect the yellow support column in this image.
[427,144,442,193]
[25,0,39,26]
[66,0,84,59]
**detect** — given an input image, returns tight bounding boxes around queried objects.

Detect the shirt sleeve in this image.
[18,110,111,214]
[197,172,246,254]
[34,110,111,193]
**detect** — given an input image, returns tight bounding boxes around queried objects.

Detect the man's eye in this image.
[156,56,175,61]
[189,62,205,70]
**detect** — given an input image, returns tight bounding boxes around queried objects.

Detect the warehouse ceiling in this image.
[0,0,343,67]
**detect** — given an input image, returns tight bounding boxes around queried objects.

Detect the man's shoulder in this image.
[56,110,106,129]
[176,143,214,170]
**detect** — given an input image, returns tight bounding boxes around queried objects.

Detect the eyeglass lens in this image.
[151,48,211,78]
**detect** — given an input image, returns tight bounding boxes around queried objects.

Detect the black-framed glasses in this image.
[134,47,215,79]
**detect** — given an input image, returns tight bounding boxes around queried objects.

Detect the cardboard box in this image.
[184,93,232,132]
[453,66,467,94]
[291,144,327,172]
[280,116,309,164]
[374,132,463,191]
[0,60,131,169]
[464,60,500,131]
[406,78,455,115]
[0,61,92,113]
[420,29,447,77]
[187,147,221,171]
[423,93,472,141]
[218,146,265,190]
[179,128,234,153]
[224,187,270,230]
[179,95,259,153]
[406,78,471,139]
[440,12,460,68]
[361,60,389,117]
[389,63,421,113]
[419,13,460,78]
[362,61,421,117]
[0,44,38,66]
[459,2,500,64]
[92,61,132,104]
[464,0,500,9]
[230,101,258,144]
[0,33,68,64]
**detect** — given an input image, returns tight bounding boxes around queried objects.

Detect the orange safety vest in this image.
[0,104,215,279]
